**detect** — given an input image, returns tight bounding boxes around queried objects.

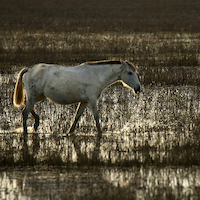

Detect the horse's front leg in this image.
[68,102,88,134]
[90,102,102,138]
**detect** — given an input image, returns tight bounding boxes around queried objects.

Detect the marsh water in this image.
[1,66,200,199]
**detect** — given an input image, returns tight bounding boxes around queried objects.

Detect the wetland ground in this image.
[1,0,200,199]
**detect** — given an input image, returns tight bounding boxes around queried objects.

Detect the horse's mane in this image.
[83,60,136,71]
[83,60,122,65]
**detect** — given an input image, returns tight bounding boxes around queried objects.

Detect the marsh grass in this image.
[1,78,200,167]
[0,0,200,68]
[0,31,199,71]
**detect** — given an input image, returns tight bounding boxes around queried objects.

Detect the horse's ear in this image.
[121,60,129,70]
[121,60,126,66]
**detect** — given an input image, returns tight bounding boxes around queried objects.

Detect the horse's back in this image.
[23,63,93,104]
[24,64,52,89]
[28,63,66,76]
[23,63,110,104]
[25,64,74,83]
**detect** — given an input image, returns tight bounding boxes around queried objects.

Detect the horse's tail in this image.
[13,68,28,107]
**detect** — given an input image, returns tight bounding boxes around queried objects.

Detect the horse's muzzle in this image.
[134,85,141,94]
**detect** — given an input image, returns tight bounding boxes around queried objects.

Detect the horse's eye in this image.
[128,72,133,75]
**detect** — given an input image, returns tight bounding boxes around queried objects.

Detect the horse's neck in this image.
[97,64,122,89]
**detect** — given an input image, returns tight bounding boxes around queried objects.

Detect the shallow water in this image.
[0,67,200,199]
[1,166,200,200]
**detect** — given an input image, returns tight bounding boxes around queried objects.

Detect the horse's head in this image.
[121,61,141,94]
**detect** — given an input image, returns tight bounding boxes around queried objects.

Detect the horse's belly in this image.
[44,87,86,104]
[48,97,77,104]
[47,95,82,104]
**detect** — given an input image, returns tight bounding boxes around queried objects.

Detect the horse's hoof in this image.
[66,132,75,137]
[34,125,38,132]
[97,133,102,138]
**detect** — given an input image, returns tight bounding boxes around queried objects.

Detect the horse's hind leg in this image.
[31,110,39,131]
[22,107,29,135]
[30,93,46,131]
[22,100,35,135]
[68,102,87,134]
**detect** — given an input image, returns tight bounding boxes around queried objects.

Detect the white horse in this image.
[13,60,141,137]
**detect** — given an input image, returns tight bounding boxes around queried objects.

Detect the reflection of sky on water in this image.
[1,167,200,199]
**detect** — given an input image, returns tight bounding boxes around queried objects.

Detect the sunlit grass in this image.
[1,73,200,166]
